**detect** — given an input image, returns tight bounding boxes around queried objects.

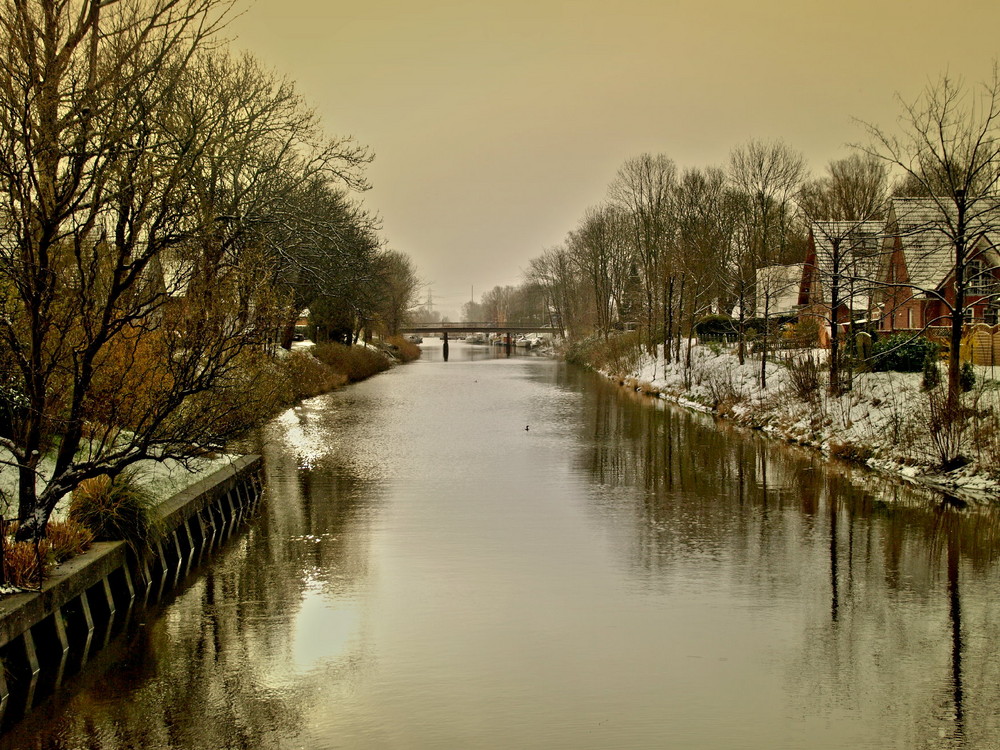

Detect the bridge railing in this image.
[400,321,557,333]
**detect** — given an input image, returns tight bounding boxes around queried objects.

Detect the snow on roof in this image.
[889,197,1000,292]
[756,263,804,315]
[809,220,885,310]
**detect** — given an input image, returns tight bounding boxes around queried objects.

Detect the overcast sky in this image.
[230,0,1000,319]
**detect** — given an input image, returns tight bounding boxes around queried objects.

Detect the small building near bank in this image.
[756,263,804,317]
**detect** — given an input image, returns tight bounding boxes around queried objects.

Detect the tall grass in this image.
[1,518,93,589]
[387,336,421,362]
[44,519,95,562]
[566,331,643,374]
[69,470,158,553]
[1,537,49,588]
[312,342,392,382]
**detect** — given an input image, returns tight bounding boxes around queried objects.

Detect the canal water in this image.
[6,340,1000,749]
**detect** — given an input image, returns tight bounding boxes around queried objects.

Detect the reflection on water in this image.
[7,340,1000,749]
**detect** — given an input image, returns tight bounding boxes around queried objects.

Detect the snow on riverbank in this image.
[1,452,238,520]
[596,341,1000,502]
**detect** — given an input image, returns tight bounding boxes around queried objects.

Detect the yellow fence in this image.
[962,324,1000,366]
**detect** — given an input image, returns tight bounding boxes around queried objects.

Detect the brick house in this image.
[798,220,883,346]
[874,197,1000,334]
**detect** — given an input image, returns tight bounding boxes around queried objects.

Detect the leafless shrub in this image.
[928,391,970,470]
[787,353,822,403]
[829,441,875,464]
[705,369,745,415]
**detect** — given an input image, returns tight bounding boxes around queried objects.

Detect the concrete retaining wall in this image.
[0,454,265,729]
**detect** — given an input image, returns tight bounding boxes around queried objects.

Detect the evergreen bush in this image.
[870,334,939,372]
[922,353,941,391]
[693,315,736,336]
[961,361,976,392]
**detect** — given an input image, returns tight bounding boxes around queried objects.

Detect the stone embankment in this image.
[0,455,265,730]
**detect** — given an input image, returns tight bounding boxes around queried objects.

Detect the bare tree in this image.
[609,154,676,353]
[567,204,632,338]
[481,285,516,325]
[799,153,889,223]
[0,1,379,540]
[797,155,888,392]
[800,221,883,393]
[857,66,1000,408]
[374,249,420,336]
[673,167,739,378]
[0,0,246,538]
[729,140,806,387]
[173,50,373,349]
[525,245,581,339]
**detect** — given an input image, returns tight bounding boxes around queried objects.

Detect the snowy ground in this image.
[599,341,1000,503]
[0,452,236,521]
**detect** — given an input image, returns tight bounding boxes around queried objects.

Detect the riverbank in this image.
[0,456,264,730]
[570,336,1000,502]
[278,336,421,402]
[0,337,419,590]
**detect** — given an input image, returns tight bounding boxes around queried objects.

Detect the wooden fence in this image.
[964,324,1000,367]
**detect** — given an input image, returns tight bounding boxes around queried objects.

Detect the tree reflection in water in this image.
[573,369,1000,748]
[7,359,1000,748]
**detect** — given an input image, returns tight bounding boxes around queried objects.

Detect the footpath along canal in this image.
[5,339,1000,749]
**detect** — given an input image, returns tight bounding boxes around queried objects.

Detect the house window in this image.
[964,307,975,324]
[966,258,992,296]
[852,232,880,258]
[986,306,999,326]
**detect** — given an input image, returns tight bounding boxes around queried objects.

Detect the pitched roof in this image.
[808,220,884,310]
[889,197,1000,292]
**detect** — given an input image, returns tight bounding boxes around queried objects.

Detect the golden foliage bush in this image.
[1,537,50,588]
[85,327,175,431]
[283,351,348,400]
[312,342,391,382]
[202,350,292,434]
[386,336,421,363]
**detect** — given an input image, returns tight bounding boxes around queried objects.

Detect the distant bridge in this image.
[399,321,557,335]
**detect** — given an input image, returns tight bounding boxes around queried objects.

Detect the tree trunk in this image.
[663,276,673,364]
[829,238,841,395]
[760,295,769,390]
[949,193,967,412]
[737,289,747,366]
[675,276,686,362]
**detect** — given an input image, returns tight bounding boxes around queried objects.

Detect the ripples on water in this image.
[7,340,1000,749]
